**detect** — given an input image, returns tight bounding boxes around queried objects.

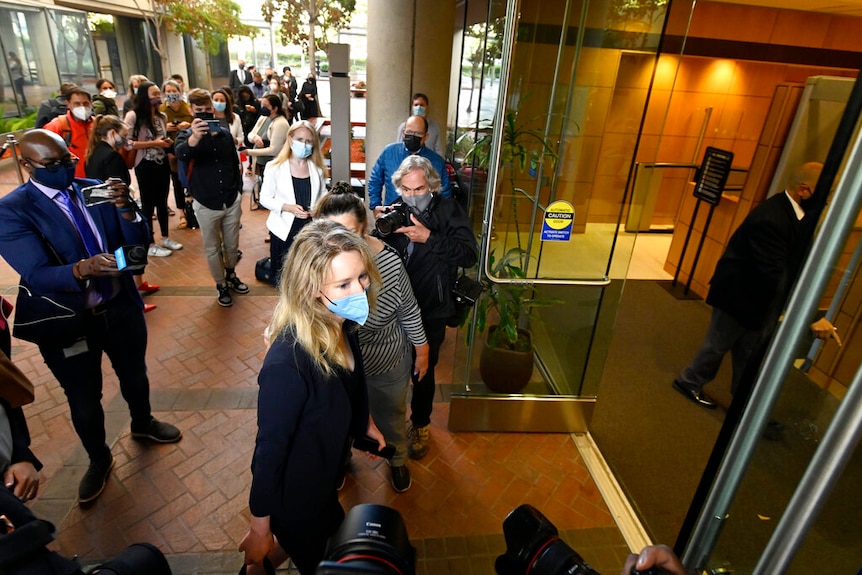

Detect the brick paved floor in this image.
[0,162,629,574]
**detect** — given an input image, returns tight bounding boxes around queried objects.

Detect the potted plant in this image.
[460,108,565,247]
[473,248,563,393]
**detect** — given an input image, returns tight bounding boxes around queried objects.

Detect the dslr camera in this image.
[496,505,665,575]
[375,201,413,237]
[317,504,415,574]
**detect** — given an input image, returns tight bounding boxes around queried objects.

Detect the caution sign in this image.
[541,200,574,241]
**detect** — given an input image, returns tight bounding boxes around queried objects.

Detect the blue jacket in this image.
[367,142,450,208]
[0,179,148,312]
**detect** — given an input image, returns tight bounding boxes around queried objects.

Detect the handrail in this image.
[0,134,24,185]
[636,161,748,171]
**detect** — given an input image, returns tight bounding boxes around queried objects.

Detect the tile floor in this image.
[0,163,631,574]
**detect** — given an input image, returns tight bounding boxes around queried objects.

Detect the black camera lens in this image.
[496,505,599,575]
[375,204,411,237]
[318,504,415,575]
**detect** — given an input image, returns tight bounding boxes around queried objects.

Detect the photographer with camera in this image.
[376,156,477,460]
[0,129,182,505]
[175,89,249,307]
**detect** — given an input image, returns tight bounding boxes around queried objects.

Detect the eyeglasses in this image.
[400,184,427,194]
[403,130,425,137]
[25,155,78,173]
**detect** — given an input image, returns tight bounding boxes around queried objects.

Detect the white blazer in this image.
[260,159,326,241]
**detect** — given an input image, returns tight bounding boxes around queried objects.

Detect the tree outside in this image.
[130,0,258,86]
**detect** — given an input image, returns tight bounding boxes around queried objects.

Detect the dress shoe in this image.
[143,303,157,313]
[131,418,182,443]
[673,380,717,409]
[79,453,114,504]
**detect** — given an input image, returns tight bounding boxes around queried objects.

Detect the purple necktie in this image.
[60,189,102,257]
[60,189,113,301]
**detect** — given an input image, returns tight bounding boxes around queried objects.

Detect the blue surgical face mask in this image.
[412,105,426,117]
[291,140,313,159]
[323,290,369,325]
[213,101,227,112]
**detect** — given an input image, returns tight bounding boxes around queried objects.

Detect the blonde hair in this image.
[272,120,327,172]
[269,220,380,376]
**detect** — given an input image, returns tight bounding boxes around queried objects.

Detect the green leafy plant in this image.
[0,107,37,134]
[474,248,563,352]
[462,109,559,173]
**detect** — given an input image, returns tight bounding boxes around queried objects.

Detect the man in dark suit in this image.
[0,130,181,504]
[229,59,252,94]
[673,162,839,409]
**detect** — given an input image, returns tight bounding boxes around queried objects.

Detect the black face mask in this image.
[403,135,422,153]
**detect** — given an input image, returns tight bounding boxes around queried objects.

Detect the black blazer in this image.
[229,68,252,91]
[706,192,806,329]
[85,141,131,185]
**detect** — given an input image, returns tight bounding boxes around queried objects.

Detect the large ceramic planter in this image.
[479,326,534,393]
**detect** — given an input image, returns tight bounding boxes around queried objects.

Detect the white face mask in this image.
[71,106,92,122]
[101,89,117,99]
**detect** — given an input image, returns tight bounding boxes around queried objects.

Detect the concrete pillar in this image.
[366,0,457,196]
[366,0,414,170]
[413,0,456,156]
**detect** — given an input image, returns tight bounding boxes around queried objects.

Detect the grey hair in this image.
[391,155,441,193]
[162,79,182,93]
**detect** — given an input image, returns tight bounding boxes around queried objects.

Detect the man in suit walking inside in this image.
[673,162,840,409]
[230,59,253,95]
[0,130,181,505]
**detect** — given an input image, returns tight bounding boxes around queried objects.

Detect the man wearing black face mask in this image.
[673,162,840,410]
[0,129,182,505]
[367,115,451,210]
[376,156,476,460]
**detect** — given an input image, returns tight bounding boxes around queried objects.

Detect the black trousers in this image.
[135,159,171,239]
[271,497,344,575]
[410,317,447,428]
[38,291,152,463]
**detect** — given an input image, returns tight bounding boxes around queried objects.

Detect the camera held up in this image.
[375,201,413,237]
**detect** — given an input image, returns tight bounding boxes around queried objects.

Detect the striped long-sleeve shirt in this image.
[359,245,427,376]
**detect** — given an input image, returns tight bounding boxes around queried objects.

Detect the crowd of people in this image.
[2,53,837,574]
[0,60,486,574]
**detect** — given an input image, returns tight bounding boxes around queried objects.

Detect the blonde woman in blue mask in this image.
[259,120,327,282]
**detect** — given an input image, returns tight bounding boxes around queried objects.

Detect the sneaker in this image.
[78,453,114,504]
[217,284,233,307]
[390,465,412,493]
[160,237,184,250]
[148,245,172,257]
[408,424,430,460]
[226,273,250,294]
[131,418,182,443]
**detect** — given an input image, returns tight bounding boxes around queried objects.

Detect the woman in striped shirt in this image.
[313,187,429,493]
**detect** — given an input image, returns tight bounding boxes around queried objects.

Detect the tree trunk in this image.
[155,23,169,81]
[307,2,317,74]
[203,32,213,90]
[308,28,317,74]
